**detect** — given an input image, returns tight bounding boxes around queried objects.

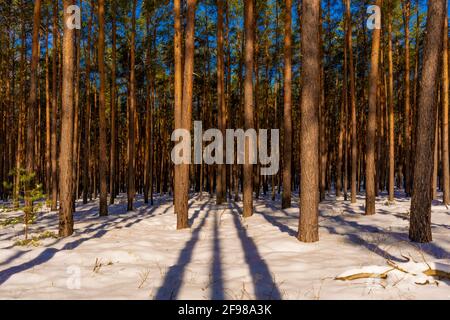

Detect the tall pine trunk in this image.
[59,0,76,237]
[388,0,395,202]
[409,0,445,243]
[216,0,226,205]
[128,0,137,211]
[345,0,358,203]
[441,3,450,205]
[298,0,320,243]
[365,0,382,216]
[282,0,293,209]
[243,0,255,218]
[178,0,197,229]
[98,0,108,216]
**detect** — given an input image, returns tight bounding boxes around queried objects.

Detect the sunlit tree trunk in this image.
[365,0,382,216]
[282,0,293,209]
[388,1,395,202]
[128,0,137,211]
[98,0,108,216]
[59,0,76,237]
[410,0,445,243]
[298,0,320,243]
[441,3,450,205]
[216,0,226,204]
[178,0,197,229]
[243,0,255,218]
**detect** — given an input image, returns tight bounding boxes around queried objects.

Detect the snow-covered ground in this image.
[0,192,449,300]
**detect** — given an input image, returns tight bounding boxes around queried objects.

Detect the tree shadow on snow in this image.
[154,208,210,300]
[229,201,282,300]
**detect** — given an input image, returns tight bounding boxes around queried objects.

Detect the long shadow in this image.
[229,201,282,300]
[325,215,450,260]
[255,209,297,238]
[0,228,107,285]
[154,210,210,300]
[188,199,210,227]
[211,210,224,300]
[0,199,166,271]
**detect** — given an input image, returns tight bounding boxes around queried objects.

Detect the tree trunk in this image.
[282,0,293,209]
[410,0,445,243]
[216,0,226,205]
[128,0,137,212]
[365,0,382,216]
[26,0,41,179]
[51,0,59,211]
[98,0,108,216]
[243,0,255,218]
[110,2,117,205]
[402,0,412,195]
[388,0,395,202]
[59,0,76,237]
[298,0,320,243]
[174,0,183,216]
[178,0,197,229]
[441,3,450,205]
[83,1,93,205]
[345,0,358,203]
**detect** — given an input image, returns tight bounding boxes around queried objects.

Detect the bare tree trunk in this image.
[298,0,320,243]
[174,0,183,216]
[26,0,41,179]
[216,0,226,205]
[345,0,358,203]
[410,0,445,243]
[388,0,395,202]
[45,16,51,194]
[442,3,450,205]
[178,0,197,229]
[51,0,59,211]
[282,0,293,209]
[110,2,117,205]
[83,1,93,205]
[365,0,382,216]
[402,0,412,195]
[98,0,108,216]
[59,0,76,237]
[128,0,137,212]
[243,0,255,218]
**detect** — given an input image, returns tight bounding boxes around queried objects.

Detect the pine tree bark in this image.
[410,0,445,243]
[45,16,51,194]
[174,0,183,216]
[282,0,293,209]
[441,3,450,205]
[51,0,59,211]
[345,0,358,203]
[388,1,395,202]
[83,1,93,204]
[365,0,382,216]
[128,0,137,212]
[59,0,76,237]
[298,0,320,243]
[178,0,197,229]
[110,2,117,205]
[243,0,255,218]
[26,0,41,178]
[216,0,226,205]
[402,0,412,196]
[98,0,108,216]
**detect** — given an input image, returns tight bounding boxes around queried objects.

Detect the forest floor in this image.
[0,191,450,300]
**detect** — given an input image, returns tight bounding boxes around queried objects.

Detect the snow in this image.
[0,191,450,300]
